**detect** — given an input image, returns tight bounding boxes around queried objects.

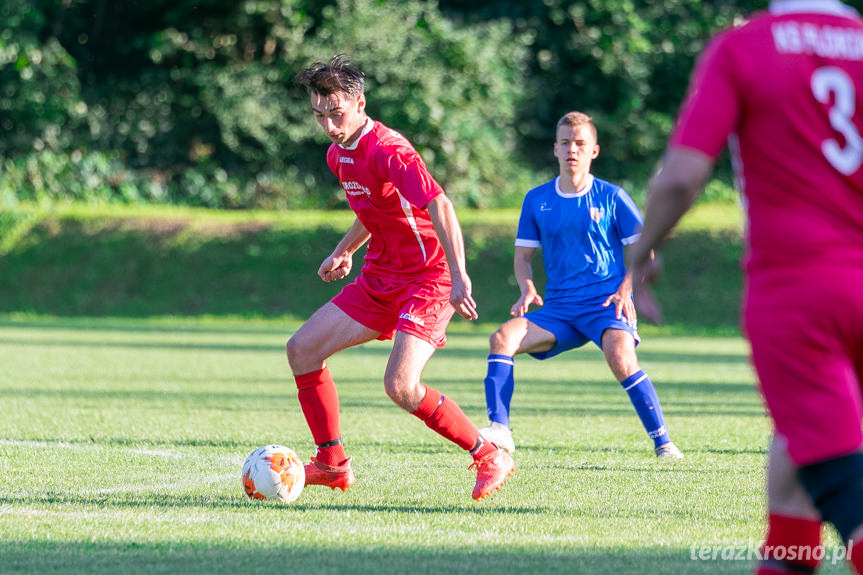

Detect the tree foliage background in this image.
[1,0,781,209]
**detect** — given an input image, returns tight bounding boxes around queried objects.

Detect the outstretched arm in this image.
[511,246,542,317]
[318,217,371,283]
[626,148,715,317]
[603,270,637,324]
[627,148,714,270]
[604,249,663,324]
[427,194,479,320]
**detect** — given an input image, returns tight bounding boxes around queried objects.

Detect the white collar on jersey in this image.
[339,117,375,151]
[555,174,594,198]
[769,0,859,17]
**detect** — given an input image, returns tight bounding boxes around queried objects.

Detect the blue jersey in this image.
[515,175,643,303]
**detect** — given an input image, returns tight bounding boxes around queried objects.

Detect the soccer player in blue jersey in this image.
[479,111,683,459]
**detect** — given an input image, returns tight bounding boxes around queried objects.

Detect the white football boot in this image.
[479,421,515,455]
[654,442,684,459]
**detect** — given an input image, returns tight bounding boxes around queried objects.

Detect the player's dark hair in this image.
[556,111,598,143]
[295,54,365,99]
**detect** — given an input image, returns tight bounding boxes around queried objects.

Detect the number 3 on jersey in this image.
[811,66,863,176]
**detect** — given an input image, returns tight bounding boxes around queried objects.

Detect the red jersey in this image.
[671,0,863,274]
[326,119,449,280]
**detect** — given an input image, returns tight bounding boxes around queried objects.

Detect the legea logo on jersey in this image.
[539,202,552,212]
[342,181,371,196]
[338,156,354,164]
[398,312,425,326]
[590,207,604,223]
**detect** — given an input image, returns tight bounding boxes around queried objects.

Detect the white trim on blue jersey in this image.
[514,238,541,248]
[555,174,594,198]
[621,232,642,246]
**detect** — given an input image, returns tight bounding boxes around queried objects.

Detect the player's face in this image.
[554,123,599,176]
[310,91,367,147]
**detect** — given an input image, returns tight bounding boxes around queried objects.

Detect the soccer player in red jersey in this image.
[288,55,513,501]
[626,1,863,573]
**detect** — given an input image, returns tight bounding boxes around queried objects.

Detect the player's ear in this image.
[356,93,366,114]
[592,144,600,159]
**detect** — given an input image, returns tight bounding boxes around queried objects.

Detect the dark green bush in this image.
[1,0,761,209]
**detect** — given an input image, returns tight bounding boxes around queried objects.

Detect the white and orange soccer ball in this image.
[242,444,305,503]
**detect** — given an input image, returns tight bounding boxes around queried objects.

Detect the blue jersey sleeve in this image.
[613,188,644,246]
[515,192,541,248]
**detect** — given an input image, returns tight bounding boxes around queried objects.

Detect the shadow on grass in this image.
[0,541,748,575]
[0,336,287,354]
[2,435,766,458]
[0,316,750,364]
[3,491,555,516]
[0,491,535,514]
[0,384,763,419]
[0,317,296,336]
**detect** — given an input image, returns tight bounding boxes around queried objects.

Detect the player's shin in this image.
[295,365,347,466]
[620,370,670,447]
[484,354,515,428]
[411,385,482,452]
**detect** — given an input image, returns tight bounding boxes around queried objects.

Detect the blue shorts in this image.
[525,298,640,360]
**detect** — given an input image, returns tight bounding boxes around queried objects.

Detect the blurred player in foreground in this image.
[626,2,863,573]
[479,111,683,460]
[288,55,513,501]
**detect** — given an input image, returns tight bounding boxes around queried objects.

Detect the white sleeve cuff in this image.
[621,233,641,246]
[514,238,541,248]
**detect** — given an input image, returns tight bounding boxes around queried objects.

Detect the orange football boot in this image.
[304,456,355,492]
[470,448,514,501]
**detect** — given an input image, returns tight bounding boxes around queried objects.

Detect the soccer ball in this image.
[242,444,305,503]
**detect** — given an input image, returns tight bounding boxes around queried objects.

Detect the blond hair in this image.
[555,111,597,142]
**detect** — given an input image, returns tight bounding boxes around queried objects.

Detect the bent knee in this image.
[383,375,407,402]
[489,327,516,355]
[383,376,422,410]
[285,336,312,368]
[603,340,639,376]
[607,351,639,372]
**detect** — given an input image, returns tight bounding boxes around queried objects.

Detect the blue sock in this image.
[484,354,514,428]
[620,370,670,448]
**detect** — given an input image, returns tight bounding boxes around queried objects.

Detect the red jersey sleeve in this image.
[373,144,445,209]
[670,32,742,159]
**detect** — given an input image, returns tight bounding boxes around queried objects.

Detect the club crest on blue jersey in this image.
[590,207,604,223]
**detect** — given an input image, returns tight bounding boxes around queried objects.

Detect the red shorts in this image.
[744,267,863,466]
[331,272,455,348]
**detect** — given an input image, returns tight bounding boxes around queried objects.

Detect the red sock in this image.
[849,539,863,574]
[470,438,497,461]
[295,365,344,462]
[315,441,348,468]
[411,385,480,451]
[754,513,822,574]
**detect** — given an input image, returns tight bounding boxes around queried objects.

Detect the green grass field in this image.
[0,314,850,574]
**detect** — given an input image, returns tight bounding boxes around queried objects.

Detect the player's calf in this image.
[797,451,863,572]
